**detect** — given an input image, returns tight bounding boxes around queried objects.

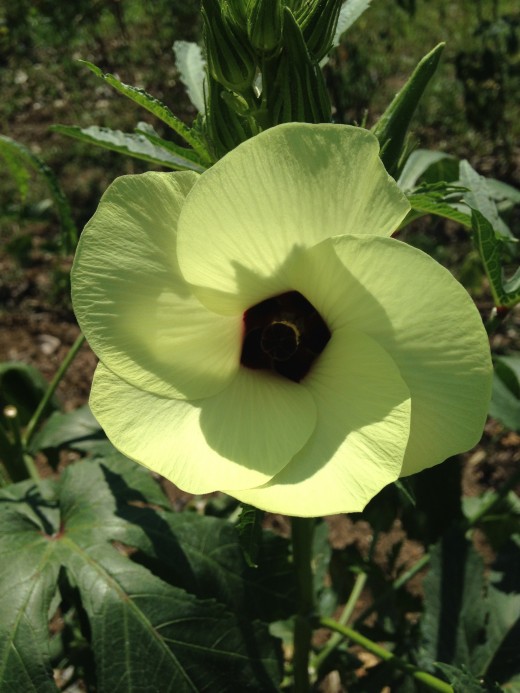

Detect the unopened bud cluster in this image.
[201,0,340,158]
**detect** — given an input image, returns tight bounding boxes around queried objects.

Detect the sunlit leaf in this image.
[78,60,210,162]
[173,40,207,113]
[52,124,206,172]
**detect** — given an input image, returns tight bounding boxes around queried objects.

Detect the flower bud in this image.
[264,8,331,125]
[247,0,284,54]
[203,74,253,159]
[297,0,343,62]
[201,0,257,93]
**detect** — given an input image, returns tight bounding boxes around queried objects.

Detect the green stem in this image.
[312,571,367,672]
[23,333,85,447]
[291,517,316,693]
[319,617,453,693]
[0,408,27,482]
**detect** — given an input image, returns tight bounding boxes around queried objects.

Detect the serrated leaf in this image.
[173,41,207,113]
[0,135,77,252]
[434,663,495,692]
[0,481,61,693]
[0,459,284,692]
[91,456,295,620]
[134,125,207,170]
[29,404,106,454]
[56,460,282,691]
[460,160,513,239]
[79,60,210,162]
[420,531,520,680]
[52,124,206,172]
[405,192,472,228]
[236,504,264,568]
[471,209,520,308]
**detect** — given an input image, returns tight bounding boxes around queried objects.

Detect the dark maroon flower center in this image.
[240,291,331,382]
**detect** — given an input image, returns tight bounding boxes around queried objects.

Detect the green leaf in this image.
[490,357,520,431]
[0,480,61,693]
[99,459,295,621]
[372,43,445,176]
[29,404,107,454]
[435,663,499,692]
[0,459,284,691]
[405,192,472,228]
[471,209,520,308]
[173,40,207,113]
[460,160,513,240]
[397,149,457,192]
[0,135,77,252]
[78,60,210,162]
[332,0,372,47]
[0,362,59,426]
[51,124,206,172]
[236,504,264,568]
[420,531,520,680]
[56,460,283,691]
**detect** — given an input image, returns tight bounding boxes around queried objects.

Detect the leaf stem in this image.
[23,333,86,447]
[319,616,453,693]
[291,517,316,692]
[311,571,367,672]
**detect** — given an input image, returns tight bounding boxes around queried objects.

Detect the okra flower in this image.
[72,124,492,517]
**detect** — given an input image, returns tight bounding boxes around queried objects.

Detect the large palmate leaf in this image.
[420,530,520,688]
[30,404,110,455]
[0,457,284,692]
[0,480,61,693]
[97,456,295,622]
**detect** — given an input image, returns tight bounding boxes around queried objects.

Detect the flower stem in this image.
[23,333,86,447]
[319,616,453,693]
[291,517,316,692]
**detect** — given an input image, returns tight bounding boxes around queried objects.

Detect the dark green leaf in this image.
[404,192,472,228]
[434,663,496,692]
[56,460,282,691]
[0,135,77,252]
[52,124,206,172]
[420,531,520,679]
[0,481,61,692]
[0,361,59,426]
[236,504,264,568]
[471,209,520,308]
[30,404,107,454]
[372,43,445,176]
[490,356,520,431]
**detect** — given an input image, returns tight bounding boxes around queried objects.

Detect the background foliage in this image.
[0,1,519,691]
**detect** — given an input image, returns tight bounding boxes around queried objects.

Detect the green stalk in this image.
[319,617,453,693]
[23,333,85,447]
[312,571,367,672]
[291,517,316,692]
